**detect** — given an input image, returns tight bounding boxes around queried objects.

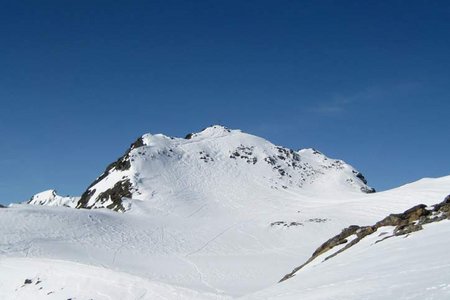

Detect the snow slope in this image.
[1,126,448,299]
[250,213,450,300]
[0,258,226,300]
[1,175,449,298]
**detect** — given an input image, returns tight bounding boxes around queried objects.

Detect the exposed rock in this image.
[352,170,368,184]
[361,186,376,193]
[352,171,375,193]
[271,221,303,227]
[306,218,329,223]
[280,195,450,282]
[77,137,143,210]
[79,180,131,212]
[230,145,257,164]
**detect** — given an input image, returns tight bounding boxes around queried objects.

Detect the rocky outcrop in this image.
[76,137,144,211]
[95,180,132,212]
[280,195,450,282]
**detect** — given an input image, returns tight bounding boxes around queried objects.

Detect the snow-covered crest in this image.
[75,125,374,212]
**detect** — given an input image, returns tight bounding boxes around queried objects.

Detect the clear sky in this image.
[1,1,449,205]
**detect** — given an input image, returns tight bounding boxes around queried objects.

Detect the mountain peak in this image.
[185,125,235,140]
[72,126,374,212]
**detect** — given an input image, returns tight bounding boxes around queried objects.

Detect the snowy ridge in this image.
[76,125,374,211]
[27,190,79,208]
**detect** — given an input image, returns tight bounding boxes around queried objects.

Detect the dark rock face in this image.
[0,204,5,208]
[78,180,132,212]
[229,145,258,164]
[361,186,376,193]
[280,195,450,282]
[98,180,132,212]
[353,171,368,184]
[77,137,144,211]
[352,170,375,193]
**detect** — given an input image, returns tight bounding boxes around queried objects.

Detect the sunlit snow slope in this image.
[250,180,450,300]
[76,125,374,212]
[1,126,448,299]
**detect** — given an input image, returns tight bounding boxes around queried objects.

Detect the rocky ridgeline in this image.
[280,195,450,282]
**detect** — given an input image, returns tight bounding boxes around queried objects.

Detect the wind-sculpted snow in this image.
[74,125,374,211]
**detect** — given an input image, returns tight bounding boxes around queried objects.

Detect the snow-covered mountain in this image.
[27,190,79,208]
[1,125,448,300]
[74,125,373,212]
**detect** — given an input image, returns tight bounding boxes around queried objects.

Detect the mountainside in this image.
[2,125,449,299]
[74,125,373,212]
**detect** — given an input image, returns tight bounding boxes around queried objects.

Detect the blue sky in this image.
[1,1,449,204]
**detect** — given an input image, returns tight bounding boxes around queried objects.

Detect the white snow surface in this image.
[250,219,450,300]
[1,126,449,299]
[82,125,374,210]
[0,258,225,300]
[27,190,79,208]
[2,175,449,299]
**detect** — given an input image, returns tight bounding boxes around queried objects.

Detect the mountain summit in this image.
[74,125,374,212]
